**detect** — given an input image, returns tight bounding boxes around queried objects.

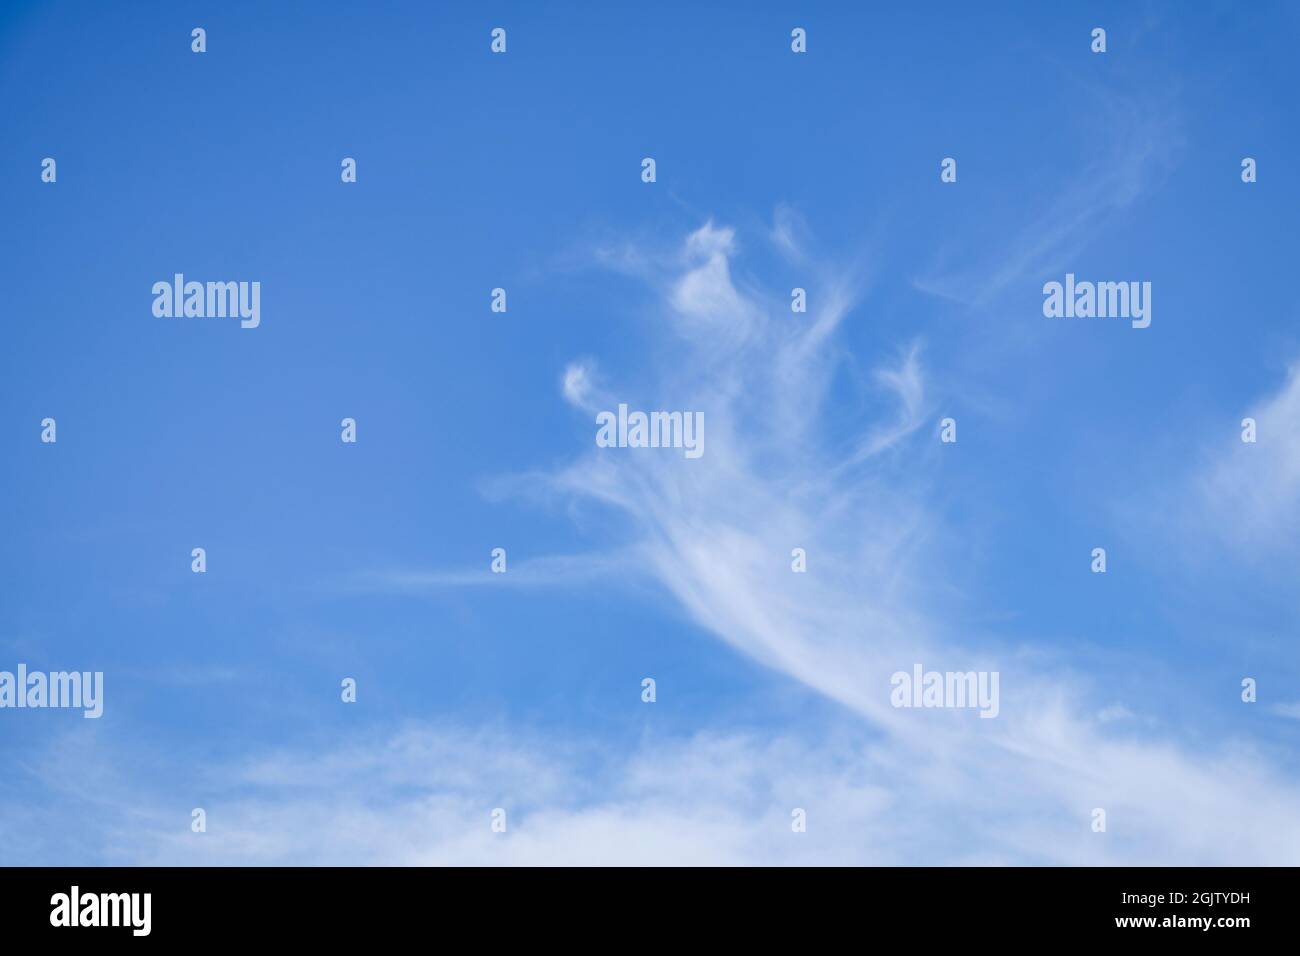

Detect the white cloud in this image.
[18,714,1299,866]
[914,92,1178,308]
[343,550,641,593]
[561,360,598,411]
[1271,701,1300,720]
[136,217,1300,867]
[1197,362,1300,550]
[669,221,755,347]
[524,218,1300,865]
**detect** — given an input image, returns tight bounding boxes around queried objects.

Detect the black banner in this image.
[0,866,1280,942]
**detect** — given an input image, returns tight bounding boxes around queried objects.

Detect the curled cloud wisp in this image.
[546,220,1300,864]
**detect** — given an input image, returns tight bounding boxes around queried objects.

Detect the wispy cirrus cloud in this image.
[521,218,1300,864]
[286,213,1300,866]
[342,549,644,594]
[1195,360,1300,552]
[12,708,1300,866]
[914,91,1180,308]
[21,215,1293,868]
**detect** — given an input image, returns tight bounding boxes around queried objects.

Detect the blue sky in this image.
[2,0,1299,864]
